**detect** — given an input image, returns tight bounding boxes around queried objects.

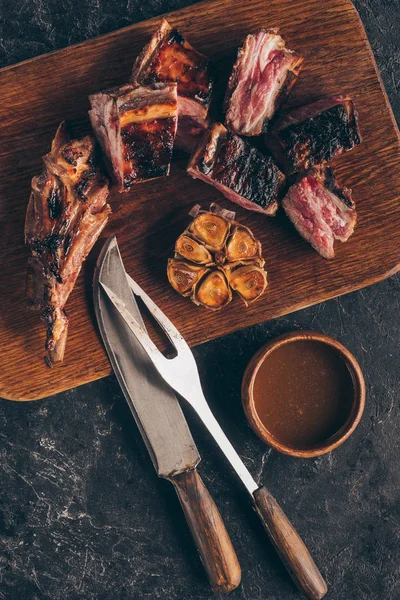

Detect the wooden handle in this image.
[253,486,327,600]
[169,468,241,593]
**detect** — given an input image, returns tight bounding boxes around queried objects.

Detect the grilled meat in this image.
[89,83,178,191]
[224,29,303,136]
[132,19,214,152]
[25,122,111,364]
[282,166,356,259]
[187,123,285,215]
[266,96,361,174]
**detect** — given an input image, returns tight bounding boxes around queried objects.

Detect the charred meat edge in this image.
[131,19,213,151]
[25,122,111,364]
[89,83,178,191]
[188,123,284,216]
[266,96,362,174]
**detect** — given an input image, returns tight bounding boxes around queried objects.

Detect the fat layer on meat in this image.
[266,96,361,174]
[89,82,178,191]
[282,166,356,259]
[224,29,303,136]
[131,19,213,152]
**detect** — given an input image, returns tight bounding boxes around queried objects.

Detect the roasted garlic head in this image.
[167,205,268,310]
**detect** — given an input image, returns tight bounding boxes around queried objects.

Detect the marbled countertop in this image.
[1,1,399,598]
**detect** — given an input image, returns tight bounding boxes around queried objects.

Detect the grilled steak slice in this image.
[89,82,178,191]
[266,96,361,174]
[132,19,213,152]
[282,166,356,259]
[25,122,111,364]
[224,29,303,136]
[188,123,285,215]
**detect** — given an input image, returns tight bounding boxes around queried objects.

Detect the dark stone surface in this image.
[1,1,400,598]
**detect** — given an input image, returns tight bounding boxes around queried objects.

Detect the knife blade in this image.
[93,235,240,593]
[98,249,327,600]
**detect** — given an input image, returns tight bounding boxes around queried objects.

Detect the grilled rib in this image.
[224,29,303,136]
[132,19,214,153]
[266,96,361,174]
[89,83,178,191]
[25,122,111,364]
[282,166,356,259]
[188,123,285,216]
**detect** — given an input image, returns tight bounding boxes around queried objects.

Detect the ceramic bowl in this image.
[241,331,366,458]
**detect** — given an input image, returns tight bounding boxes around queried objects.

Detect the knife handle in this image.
[169,467,241,593]
[253,486,327,600]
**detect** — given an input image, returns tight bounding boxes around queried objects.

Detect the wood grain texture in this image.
[170,468,241,593]
[253,486,327,600]
[0,0,399,400]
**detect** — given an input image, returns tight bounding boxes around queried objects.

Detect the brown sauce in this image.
[253,340,355,449]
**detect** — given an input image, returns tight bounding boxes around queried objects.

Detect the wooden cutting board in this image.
[1,0,399,400]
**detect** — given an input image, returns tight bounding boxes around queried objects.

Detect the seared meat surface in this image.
[224,29,303,136]
[89,83,178,191]
[282,166,356,259]
[266,96,361,174]
[188,123,285,215]
[132,19,213,152]
[25,122,111,364]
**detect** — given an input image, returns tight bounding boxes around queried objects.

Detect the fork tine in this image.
[100,282,171,372]
[126,274,191,356]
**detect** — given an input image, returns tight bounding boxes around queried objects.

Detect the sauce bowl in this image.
[241,331,366,458]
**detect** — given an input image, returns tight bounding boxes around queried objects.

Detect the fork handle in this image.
[253,486,327,600]
[169,467,241,593]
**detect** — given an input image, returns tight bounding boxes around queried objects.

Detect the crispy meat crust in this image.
[188,123,285,215]
[25,122,111,364]
[89,83,178,190]
[282,166,356,259]
[131,19,213,151]
[266,96,361,174]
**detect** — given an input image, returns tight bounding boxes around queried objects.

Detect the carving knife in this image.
[93,235,241,593]
[98,243,328,600]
